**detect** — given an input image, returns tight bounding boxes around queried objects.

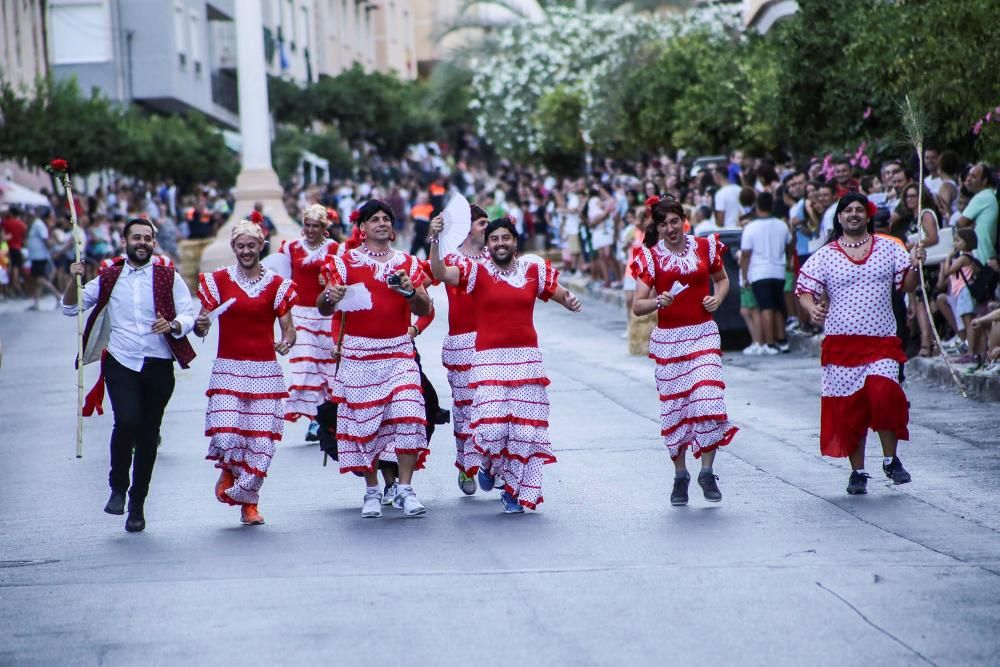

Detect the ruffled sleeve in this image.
[630,246,655,287]
[795,250,826,300]
[320,256,347,287]
[415,257,437,287]
[886,236,912,290]
[707,234,727,273]
[197,271,219,310]
[454,257,478,294]
[274,277,298,317]
[277,239,289,255]
[536,258,559,301]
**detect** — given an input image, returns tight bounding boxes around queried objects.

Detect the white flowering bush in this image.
[465,4,740,161]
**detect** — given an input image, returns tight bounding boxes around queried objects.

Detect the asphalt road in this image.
[1,288,998,666]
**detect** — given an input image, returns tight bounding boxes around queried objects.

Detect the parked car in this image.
[696,226,746,337]
[688,155,727,178]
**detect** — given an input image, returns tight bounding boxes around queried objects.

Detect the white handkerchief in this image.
[336,283,373,312]
[668,282,688,297]
[208,297,237,321]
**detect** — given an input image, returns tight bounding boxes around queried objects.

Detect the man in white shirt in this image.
[741,192,793,353]
[26,210,60,310]
[62,218,196,532]
[713,167,743,229]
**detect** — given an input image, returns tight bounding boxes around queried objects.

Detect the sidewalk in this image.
[565,274,1000,402]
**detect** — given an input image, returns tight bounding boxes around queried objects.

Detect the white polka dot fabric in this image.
[442,331,477,470]
[285,305,336,421]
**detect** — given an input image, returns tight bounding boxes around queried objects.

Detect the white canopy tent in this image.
[0,179,49,208]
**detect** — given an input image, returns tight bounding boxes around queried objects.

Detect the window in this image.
[286,0,296,50]
[189,10,202,74]
[174,2,187,67]
[300,5,309,51]
[48,0,112,64]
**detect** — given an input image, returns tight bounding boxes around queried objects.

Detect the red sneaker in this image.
[240,504,265,525]
[215,469,235,503]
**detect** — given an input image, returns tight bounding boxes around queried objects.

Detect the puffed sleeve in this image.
[795,250,826,300]
[274,278,298,317]
[630,246,655,287]
[197,271,220,310]
[407,255,426,288]
[889,237,912,290]
[454,256,478,294]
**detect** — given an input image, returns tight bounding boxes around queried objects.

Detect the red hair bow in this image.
[866,201,878,219]
[344,226,364,251]
[349,210,361,223]
[249,210,264,224]
[327,208,339,222]
[645,195,661,210]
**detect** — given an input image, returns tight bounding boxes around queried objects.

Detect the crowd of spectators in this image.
[2,140,997,378]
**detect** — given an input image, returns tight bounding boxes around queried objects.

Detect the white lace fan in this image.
[439,193,472,259]
[261,252,292,279]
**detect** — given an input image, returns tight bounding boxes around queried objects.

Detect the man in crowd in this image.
[741,192,793,354]
[62,217,196,532]
[2,206,27,297]
[26,209,61,310]
[957,163,998,269]
[714,167,743,229]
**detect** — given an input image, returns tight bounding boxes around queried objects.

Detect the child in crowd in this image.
[936,228,979,361]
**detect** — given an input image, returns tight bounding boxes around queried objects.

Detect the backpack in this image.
[962,255,999,303]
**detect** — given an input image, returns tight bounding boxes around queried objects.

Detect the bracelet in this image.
[428,236,440,245]
[409,324,420,336]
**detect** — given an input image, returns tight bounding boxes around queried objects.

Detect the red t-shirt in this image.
[2,217,28,250]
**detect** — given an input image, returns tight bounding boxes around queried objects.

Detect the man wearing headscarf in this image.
[194,215,298,526]
[795,193,926,495]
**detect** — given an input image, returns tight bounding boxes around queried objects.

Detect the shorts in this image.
[751,278,785,311]
[740,286,758,309]
[9,247,23,268]
[30,260,50,278]
[591,228,614,250]
[784,270,795,293]
[948,287,976,323]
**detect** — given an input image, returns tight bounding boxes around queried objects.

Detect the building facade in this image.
[47,0,239,128]
[1,0,48,89]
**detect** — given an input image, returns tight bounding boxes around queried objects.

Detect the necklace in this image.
[363,243,391,257]
[461,246,487,259]
[237,266,264,285]
[665,237,690,258]
[493,259,518,276]
[839,234,871,249]
[302,238,325,251]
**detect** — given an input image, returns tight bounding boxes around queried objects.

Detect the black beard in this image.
[125,246,152,266]
[489,249,513,267]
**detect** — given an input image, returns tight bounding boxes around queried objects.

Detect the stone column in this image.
[199,0,298,272]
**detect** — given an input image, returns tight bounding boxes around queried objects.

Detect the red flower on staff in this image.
[249,210,264,224]
[49,158,69,172]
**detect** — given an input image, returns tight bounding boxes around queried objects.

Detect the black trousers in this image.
[104,354,176,501]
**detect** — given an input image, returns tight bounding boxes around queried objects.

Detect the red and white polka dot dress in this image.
[795,236,912,457]
[457,255,559,510]
[278,238,340,421]
[630,236,738,460]
[320,249,429,474]
[198,266,297,505]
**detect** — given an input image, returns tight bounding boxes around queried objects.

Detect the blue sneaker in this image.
[477,470,495,492]
[500,492,524,514]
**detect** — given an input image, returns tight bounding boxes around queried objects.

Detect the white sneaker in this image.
[382,483,398,506]
[742,343,762,356]
[761,344,780,356]
[397,488,426,517]
[361,489,382,518]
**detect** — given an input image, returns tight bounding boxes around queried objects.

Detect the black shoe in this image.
[698,472,722,502]
[104,491,126,515]
[883,457,912,485]
[125,500,145,532]
[670,475,690,506]
[847,471,871,495]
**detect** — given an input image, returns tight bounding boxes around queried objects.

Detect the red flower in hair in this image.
[644,195,661,210]
[327,208,339,222]
[45,158,69,174]
[344,226,364,251]
[250,210,264,224]
[866,201,878,219]
[349,210,361,223]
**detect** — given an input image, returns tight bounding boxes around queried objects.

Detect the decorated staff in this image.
[900,95,967,398]
[46,158,85,457]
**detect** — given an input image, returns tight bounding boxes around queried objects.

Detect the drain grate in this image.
[0,559,58,568]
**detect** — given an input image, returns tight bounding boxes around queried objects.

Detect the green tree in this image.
[533,86,586,175]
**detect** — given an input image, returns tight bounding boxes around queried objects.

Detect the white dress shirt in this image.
[63,261,196,372]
